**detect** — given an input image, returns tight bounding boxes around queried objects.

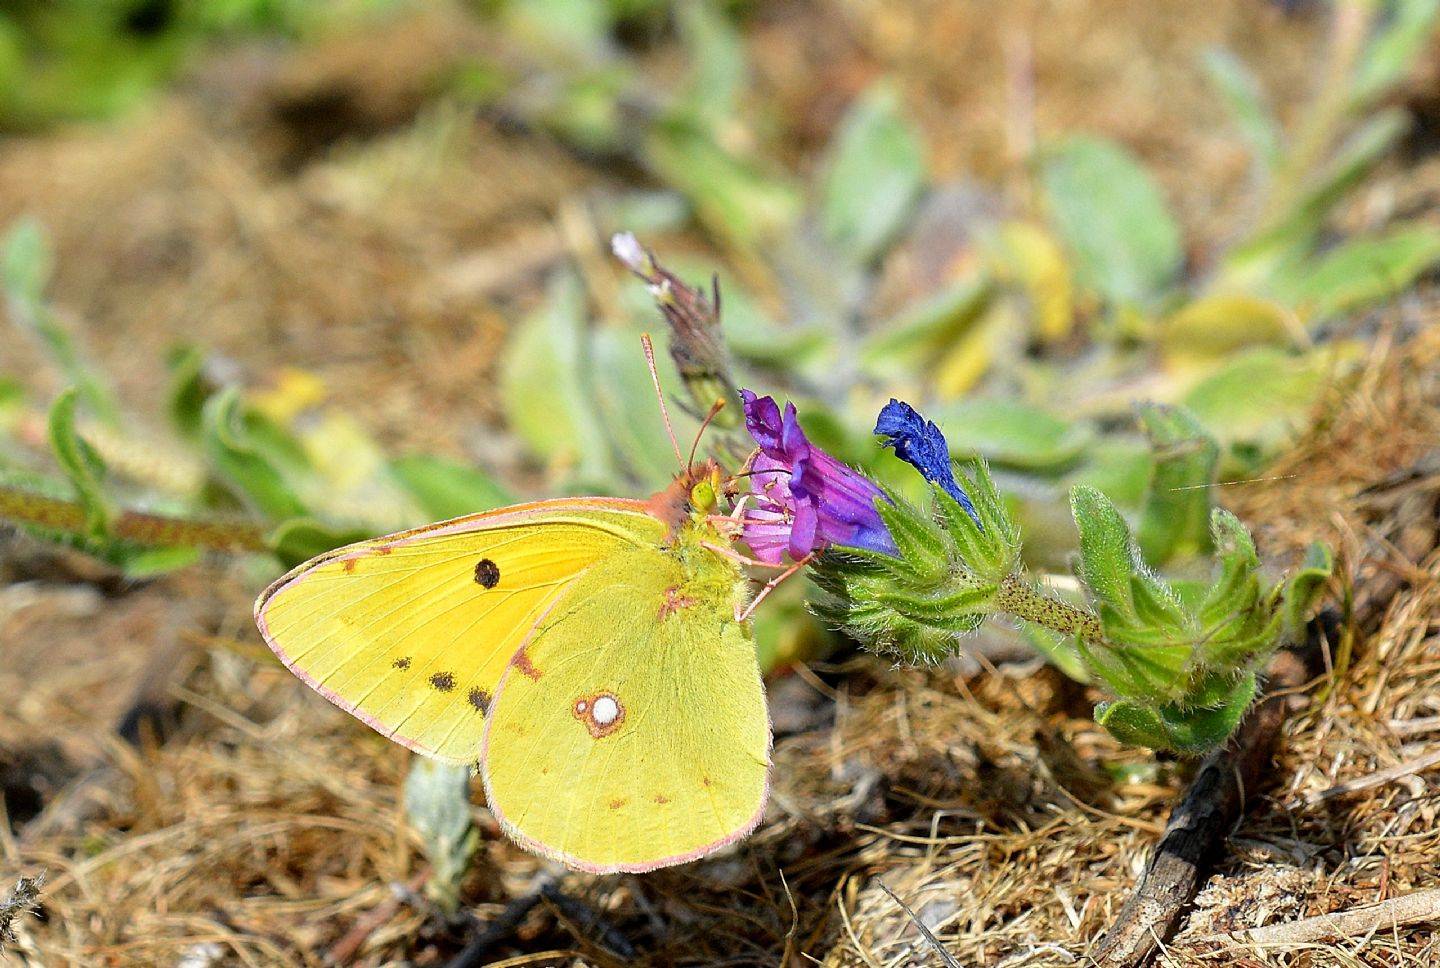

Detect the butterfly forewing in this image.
[255,500,663,764]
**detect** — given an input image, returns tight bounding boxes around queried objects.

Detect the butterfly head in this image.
[647,458,727,540]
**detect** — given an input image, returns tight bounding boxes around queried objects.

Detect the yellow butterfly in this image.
[255,443,770,873]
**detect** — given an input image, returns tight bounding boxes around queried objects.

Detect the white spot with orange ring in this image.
[592,695,619,726]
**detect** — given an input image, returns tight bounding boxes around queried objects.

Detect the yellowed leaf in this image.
[1160,294,1299,367]
[991,221,1075,342]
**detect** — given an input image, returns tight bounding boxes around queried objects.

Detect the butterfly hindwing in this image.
[480,544,770,873]
[255,499,664,764]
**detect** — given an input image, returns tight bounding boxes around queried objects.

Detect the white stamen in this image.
[592,695,619,726]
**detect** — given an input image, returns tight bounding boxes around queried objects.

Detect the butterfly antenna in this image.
[642,333,684,470]
[687,398,727,470]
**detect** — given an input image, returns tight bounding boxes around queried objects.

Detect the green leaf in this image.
[1181,346,1343,469]
[718,282,827,366]
[820,83,927,266]
[2,216,50,306]
[112,544,202,578]
[388,455,514,521]
[931,397,1093,472]
[590,323,700,489]
[672,0,746,135]
[1019,623,1090,683]
[1351,0,1440,108]
[1038,136,1182,305]
[266,518,374,571]
[1096,672,1255,753]
[1229,109,1409,282]
[1283,541,1333,640]
[647,121,801,249]
[1201,47,1283,171]
[166,344,211,441]
[499,271,613,485]
[1076,634,1191,703]
[941,463,1020,582]
[1198,508,1262,625]
[859,275,992,377]
[4,218,118,425]
[47,388,110,538]
[875,497,948,576]
[202,389,308,521]
[1128,571,1187,630]
[1159,293,1296,364]
[1282,224,1440,320]
[1066,439,1153,511]
[1070,484,1137,613]
[1136,403,1219,564]
[501,0,614,57]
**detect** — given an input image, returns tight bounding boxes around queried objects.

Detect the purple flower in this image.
[740,390,898,563]
[874,399,981,526]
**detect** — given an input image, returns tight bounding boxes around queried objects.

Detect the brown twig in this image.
[1088,641,1326,968]
[1303,745,1440,805]
[1205,886,1440,947]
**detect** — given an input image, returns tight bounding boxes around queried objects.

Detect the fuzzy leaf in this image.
[1039,136,1182,305]
[1096,671,1255,754]
[1283,224,1440,320]
[1351,0,1440,108]
[404,758,478,915]
[47,388,109,538]
[874,497,948,575]
[821,83,927,266]
[202,389,307,521]
[1136,403,1219,564]
[499,271,613,485]
[932,397,1092,472]
[1070,485,1136,614]
[1201,47,1282,171]
[389,455,514,521]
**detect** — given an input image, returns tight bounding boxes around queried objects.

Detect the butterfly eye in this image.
[689,480,718,514]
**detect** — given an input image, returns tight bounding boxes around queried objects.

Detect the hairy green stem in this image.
[0,485,268,552]
[994,572,1106,645]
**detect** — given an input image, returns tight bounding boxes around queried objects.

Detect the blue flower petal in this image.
[875,399,981,527]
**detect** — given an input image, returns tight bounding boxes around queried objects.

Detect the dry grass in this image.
[2,3,1439,966]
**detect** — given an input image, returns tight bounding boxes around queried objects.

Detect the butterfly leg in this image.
[700,540,789,572]
[735,553,814,623]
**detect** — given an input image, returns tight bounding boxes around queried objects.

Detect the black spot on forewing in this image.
[393,657,411,670]
[429,672,456,692]
[468,688,491,714]
[473,558,500,589]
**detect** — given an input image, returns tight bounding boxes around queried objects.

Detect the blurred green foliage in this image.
[0,0,410,128]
